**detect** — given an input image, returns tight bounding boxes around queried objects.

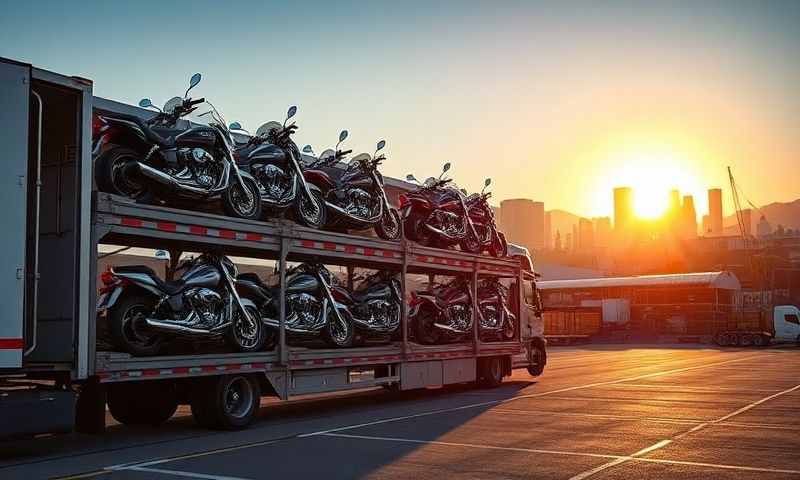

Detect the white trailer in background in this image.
[0,57,546,439]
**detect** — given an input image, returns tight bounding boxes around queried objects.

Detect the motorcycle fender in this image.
[102,117,151,152]
[236,279,270,306]
[303,169,335,191]
[113,273,164,297]
[96,287,124,311]
[409,295,438,317]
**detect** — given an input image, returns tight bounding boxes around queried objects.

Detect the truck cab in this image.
[507,243,546,375]
[773,305,800,343]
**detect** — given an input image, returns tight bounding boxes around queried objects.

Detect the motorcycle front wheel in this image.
[322,308,354,348]
[412,306,442,345]
[460,232,483,254]
[226,304,266,353]
[295,186,327,229]
[376,208,402,241]
[95,146,151,201]
[223,176,263,220]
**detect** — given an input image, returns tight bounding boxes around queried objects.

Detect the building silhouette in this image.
[613,187,634,232]
[682,195,697,238]
[499,199,545,250]
[578,217,595,250]
[708,188,723,235]
[593,217,612,248]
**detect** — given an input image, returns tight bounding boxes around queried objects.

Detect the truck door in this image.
[774,306,800,342]
[0,59,30,368]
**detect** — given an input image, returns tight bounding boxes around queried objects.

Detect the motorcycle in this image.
[235,263,354,348]
[401,163,484,253]
[461,178,508,257]
[303,133,402,240]
[409,276,474,345]
[330,270,403,343]
[93,73,262,220]
[477,277,516,342]
[97,253,265,356]
[229,107,327,228]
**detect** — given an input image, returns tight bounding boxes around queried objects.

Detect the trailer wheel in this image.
[107,381,178,426]
[191,374,261,430]
[739,333,754,347]
[527,340,546,377]
[753,335,769,347]
[477,357,504,388]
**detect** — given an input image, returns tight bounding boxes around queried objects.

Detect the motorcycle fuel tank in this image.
[175,126,218,149]
[286,273,320,294]
[180,262,222,289]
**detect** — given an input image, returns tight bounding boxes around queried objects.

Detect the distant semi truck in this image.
[715,305,800,346]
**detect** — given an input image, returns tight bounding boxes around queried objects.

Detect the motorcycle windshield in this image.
[188,101,234,148]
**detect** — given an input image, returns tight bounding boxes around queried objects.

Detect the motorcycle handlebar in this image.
[187,97,205,106]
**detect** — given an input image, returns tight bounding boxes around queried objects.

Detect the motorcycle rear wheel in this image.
[95,146,150,200]
[108,292,165,356]
[223,176,262,220]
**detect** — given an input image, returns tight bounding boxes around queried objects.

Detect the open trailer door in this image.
[0,58,30,369]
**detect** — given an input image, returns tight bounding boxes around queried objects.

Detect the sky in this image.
[2,0,799,219]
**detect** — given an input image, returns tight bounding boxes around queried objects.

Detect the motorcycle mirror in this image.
[139,98,153,108]
[302,145,314,154]
[154,249,170,261]
[485,178,491,187]
[229,121,244,131]
[442,162,451,173]
[406,174,418,183]
[339,130,349,143]
[376,140,386,152]
[285,105,298,126]
[185,73,202,98]
[460,188,468,195]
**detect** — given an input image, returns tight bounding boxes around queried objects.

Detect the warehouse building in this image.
[538,271,741,341]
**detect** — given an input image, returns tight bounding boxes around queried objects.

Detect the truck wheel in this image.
[108,292,165,356]
[739,334,754,347]
[527,340,546,376]
[190,375,260,430]
[753,335,769,347]
[107,381,178,426]
[477,357,504,388]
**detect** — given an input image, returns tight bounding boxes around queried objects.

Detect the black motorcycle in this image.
[236,263,354,348]
[331,270,403,343]
[477,277,516,342]
[303,133,402,240]
[97,253,265,356]
[229,107,327,228]
[93,73,262,220]
[409,276,474,345]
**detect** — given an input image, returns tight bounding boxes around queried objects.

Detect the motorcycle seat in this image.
[114,265,186,295]
[237,272,264,286]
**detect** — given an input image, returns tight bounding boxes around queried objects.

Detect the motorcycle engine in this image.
[357,299,399,330]
[344,188,376,219]
[480,304,501,329]
[287,293,321,329]
[176,148,219,189]
[432,210,465,236]
[256,164,291,200]
[446,304,472,332]
[184,288,224,327]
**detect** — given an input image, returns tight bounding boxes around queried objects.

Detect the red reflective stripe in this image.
[344,245,357,254]
[121,218,143,227]
[364,248,375,256]
[245,233,262,241]
[219,230,236,239]
[190,226,208,235]
[301,240,315,248]
[157,222,177,232]
[323,242,337,251]
[0,338,23,349]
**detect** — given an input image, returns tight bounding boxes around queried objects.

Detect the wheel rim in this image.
[381,211,400,239]
[233,306,261,349]
[121,303,159,348]
[223,377,255,419]
[300,192,324,226]
[111,154,146,198]
[329,310,350,345]
[231,181,257,217]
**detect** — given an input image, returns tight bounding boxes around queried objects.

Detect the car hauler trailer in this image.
[0,58,546,438]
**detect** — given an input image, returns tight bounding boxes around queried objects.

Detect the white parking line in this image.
[300,354,761,437]
[568,382,800,479]
[322,432,800,476]
[492,408,704,425]
[118,466,252,480]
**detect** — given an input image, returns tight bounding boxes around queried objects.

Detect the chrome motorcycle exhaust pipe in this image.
[136,163,212,196]
[145,318,227,336]
[432,322,471,334]
[325,202,382,223]
[351,316,397,333]
[425,223,466,240]
[261,317,323,334]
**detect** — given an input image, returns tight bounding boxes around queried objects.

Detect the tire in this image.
[413,305,441,345]
[226,304,266,353]
[376,208,402,241]
[223,175,262,220]
[295,186,327,229]
[95,147,148,199]
[478,357,504,388]
[527,341,546,376]
[322,308,354,348]
[460,231,482,254]
[739,333,754,347]
[753,335,769,347]
[190,375,261,430]
[107,381,178,426]
[108,292,165,356]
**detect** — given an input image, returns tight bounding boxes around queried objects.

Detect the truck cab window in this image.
[785,314,800,325]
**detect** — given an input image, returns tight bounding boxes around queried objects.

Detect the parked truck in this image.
[0,58,547,439]
[715,305,800,347]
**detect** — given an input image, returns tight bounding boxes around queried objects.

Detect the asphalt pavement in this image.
[2,344,799,479]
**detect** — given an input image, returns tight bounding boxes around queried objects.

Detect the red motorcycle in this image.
[462,178,508,257]
[408,276,473,345]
